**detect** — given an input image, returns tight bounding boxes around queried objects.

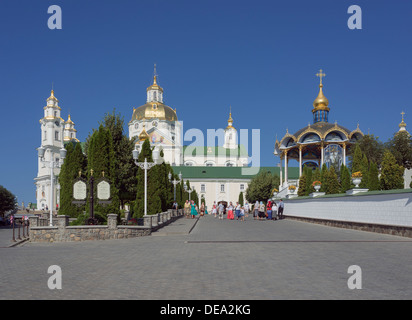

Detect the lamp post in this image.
[38,146,67,226]
[133,147,159,216]
[184,184,193,200]
[169,171,182,202]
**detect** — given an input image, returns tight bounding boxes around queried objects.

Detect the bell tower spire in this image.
[147,64,164,103]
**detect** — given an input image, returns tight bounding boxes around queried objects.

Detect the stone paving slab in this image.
[151,216,199,236]
[1,215,411,300]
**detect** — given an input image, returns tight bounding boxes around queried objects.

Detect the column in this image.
[320,142,324,167]
[284,150,288,184]
[279,157,283,187]
[343,143,347,166]
[299,145,303,177]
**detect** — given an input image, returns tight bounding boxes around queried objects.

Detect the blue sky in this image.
[0,0,411,204]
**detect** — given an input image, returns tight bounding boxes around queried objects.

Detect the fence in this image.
[28,209,184,243]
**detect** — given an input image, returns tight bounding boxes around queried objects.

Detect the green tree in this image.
[245,171,279,203]
[305,166,314,195]
[386,131,412,170]
[101,109,137,208]
[380,150,404,190]
[339,164,351,193]
[351,144,364,175]
[58,142,87,217]
[368,162,380,191]
[0,185,17,217]
[238,191,244,206]
[350,134,384,167]
[87,124,120,221]
[325,166,340,194]
[297,168,307,196]
[133,139,159,218]
[359,153,369,188]
[320,163,328,192]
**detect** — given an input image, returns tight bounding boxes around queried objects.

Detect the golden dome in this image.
[138,125,150,141]
[312,69,329,112]
[146,75,163,92]
[131,102,178,122]
[312,83,330,112]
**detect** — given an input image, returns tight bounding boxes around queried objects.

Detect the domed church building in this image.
[274,70,364,193]
[128,67,183,165]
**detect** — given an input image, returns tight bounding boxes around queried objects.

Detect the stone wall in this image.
[29,209,183,243]
[282,190,412,238]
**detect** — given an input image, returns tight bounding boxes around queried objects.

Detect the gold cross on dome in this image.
[316,69,326,85]
[401,111,405,120]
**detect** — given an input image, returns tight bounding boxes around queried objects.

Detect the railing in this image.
[12,220,30,243]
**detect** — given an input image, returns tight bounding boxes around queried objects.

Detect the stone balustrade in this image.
[29,209,183,243]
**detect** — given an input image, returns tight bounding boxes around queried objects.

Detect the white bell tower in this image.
[35,90,65,211]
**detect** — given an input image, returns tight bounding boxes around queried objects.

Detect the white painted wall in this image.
[283,191,412,227]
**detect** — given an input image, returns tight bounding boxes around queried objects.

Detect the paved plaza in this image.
[1,214,411,300]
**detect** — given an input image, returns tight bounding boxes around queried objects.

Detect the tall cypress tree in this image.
[351,144,364,175]
[368,162,380,191]
[326,166,340,194]
[340,164,351,193]
[59,142,87,217]
[360,153,369,188]
[87,124,120,221]
[133,139,153,218]
[297,167,307,196]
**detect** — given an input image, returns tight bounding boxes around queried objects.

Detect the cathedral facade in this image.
[128,71,248,168]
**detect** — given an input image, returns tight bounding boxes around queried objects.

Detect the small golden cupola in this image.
[312,69,330,123]
[226,106,234,129]
[398,111,408,133]
[138,125,150,142]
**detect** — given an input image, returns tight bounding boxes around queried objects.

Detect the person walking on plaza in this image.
[218,202,224,220]
[200,203,205,216]
[254,201,259,220]
[212,201,217,217]
[278,199,284,219]
[244,201,249,218]
[190,200,198,219]
[239,206,245,222]
[184,200,191,219]
[271,201,278,220]
[266,200,272,220]
[227,202,234,220]
[235,202,241,220]
[259,201,265,220]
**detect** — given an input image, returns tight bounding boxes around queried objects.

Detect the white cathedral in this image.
[128,71,248,167]
[35,70,249,212]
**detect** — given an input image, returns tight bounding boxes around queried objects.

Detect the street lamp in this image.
[132,147,159,216]
[38,146,67,226]
[169,171,182,202]
[184,183,193,200]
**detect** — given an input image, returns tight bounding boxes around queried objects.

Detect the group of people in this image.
[180,199,285,221]
[182,200,206,219]
[210,199,285,221]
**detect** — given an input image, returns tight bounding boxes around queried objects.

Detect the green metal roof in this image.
[171,166,300,180]
[182,145,248,157]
